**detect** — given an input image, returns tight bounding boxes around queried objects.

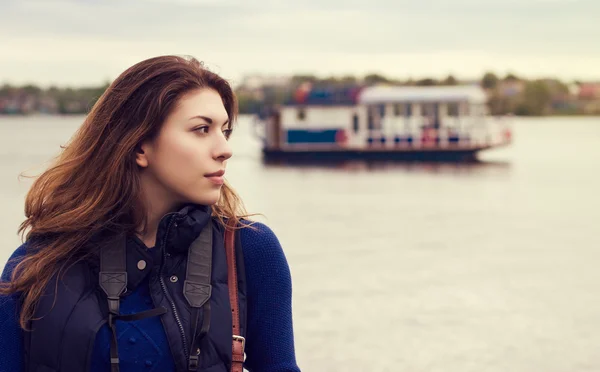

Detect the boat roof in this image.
[358,85,487,104]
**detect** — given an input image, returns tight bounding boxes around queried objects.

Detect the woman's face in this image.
[136,88,233,207]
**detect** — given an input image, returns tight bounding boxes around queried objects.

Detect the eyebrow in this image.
[189,115,230,126]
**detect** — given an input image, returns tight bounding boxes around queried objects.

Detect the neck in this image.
[136,175,182,248]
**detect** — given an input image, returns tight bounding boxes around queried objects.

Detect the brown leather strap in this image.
[224,220,245,372]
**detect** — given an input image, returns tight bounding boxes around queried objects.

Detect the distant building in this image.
[38,96,59,114]
[576,83,600,114]
[577,83,600,100]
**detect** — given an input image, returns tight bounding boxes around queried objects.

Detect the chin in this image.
[192,191,221,206]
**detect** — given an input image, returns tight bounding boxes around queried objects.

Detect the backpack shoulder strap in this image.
[99,235,127,316]
[99,235,127,372]
[184,219,213,308]
[99,234,166,372]
[185,219,214,371]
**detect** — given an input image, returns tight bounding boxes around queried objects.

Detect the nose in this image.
[213,133,233,161]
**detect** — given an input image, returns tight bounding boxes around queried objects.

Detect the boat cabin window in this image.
[422,102,437,117]
[421,103,428,117]
[352,114,359,133]
[448,102,459,117]
[394,103,403,116]
[367,105,384,130]
[297,107,306,121]
[405,103,412,118]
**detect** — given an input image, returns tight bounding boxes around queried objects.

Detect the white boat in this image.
[254,84,512,162]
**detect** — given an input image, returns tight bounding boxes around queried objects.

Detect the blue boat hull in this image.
[262,149,480,163]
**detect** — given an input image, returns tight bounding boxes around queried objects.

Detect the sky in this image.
[0,0,598,87]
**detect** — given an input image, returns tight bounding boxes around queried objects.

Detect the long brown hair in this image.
[0,55,249,329]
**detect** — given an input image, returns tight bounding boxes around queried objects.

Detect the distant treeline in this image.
[0,82,110,115]
[236,72,592,116]
[1,72,597,116]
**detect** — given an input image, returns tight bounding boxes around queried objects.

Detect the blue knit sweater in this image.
[0,222,301,372]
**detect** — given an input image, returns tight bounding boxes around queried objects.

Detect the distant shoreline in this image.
[1,113,599,119]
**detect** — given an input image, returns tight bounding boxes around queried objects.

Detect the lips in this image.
[204,169,225,186]
[205,170,225,177]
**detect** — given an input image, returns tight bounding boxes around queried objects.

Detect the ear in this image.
[135,142,151,168]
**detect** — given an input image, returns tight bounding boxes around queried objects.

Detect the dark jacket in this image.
[23,204,247,372]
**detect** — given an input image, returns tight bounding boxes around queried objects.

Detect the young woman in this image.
[0,55,301,372]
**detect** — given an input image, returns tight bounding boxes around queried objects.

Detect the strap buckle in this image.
[232,335,245,352]
[232,335,246,362]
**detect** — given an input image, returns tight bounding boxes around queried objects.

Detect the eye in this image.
[194,126,210,134]
[223,128,233,139]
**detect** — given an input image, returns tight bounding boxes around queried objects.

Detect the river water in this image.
[1,115,599,371]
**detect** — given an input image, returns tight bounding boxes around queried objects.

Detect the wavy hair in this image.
[0,55,249,328]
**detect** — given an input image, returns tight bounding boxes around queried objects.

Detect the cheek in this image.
[151,134,206,188]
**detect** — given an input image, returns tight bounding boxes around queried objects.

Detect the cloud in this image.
[0,0,598,85]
